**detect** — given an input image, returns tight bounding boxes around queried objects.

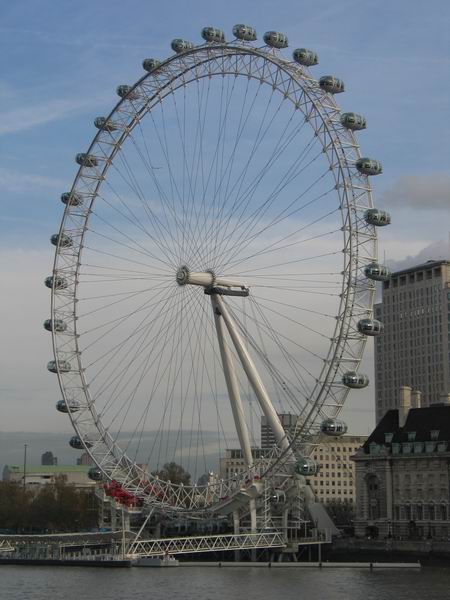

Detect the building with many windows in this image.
[308,435,367,505]
[374,260,450,423]
[353,389,450,539]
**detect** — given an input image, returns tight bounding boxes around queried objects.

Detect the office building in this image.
[375,260,450,423]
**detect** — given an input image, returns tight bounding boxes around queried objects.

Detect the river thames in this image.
[1,565,450,600]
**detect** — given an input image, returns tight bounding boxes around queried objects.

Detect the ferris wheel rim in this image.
[49,37,377,513]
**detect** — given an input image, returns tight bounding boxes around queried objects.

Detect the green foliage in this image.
[325,499,355,527]
[152,462,191,485]
[0,477,98,533]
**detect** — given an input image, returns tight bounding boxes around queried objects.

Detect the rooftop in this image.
[390,259,450,279]
[362,404,450,452]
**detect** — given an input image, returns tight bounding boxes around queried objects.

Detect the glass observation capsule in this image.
[61,192,83,206]
[47,360,71,373]
[357,318,384,336]
[292,48,318,66]
[50,233,73,248]
[320,418,348,436]
[364,208,391,227]
[94,117,119,131]
[232,24,257,41]
[319,76,345,94]
[116,85,140,100]
[76,153,98,167]
[171,39,194,53]
[364,262,391,281]
[356,157,382,176]
[342,371,370,389]
[263,31,288,48]
[43,318,67,333]
[295,457,320,476]
[201,27,225,43]
[340,112,366,131]
[69,436,82,449]
[44,275,68,290]
[56,399,80,413]
[88,467,103,481]
[69,435,93,450]
[142,58,162,72]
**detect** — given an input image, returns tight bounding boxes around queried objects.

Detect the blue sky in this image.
[1,0,449,448]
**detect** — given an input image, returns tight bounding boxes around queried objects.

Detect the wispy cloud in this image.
[381,172,450,211]
[0,95,109,136]
[0,167,66,192]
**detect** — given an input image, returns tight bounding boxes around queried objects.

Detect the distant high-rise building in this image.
[375,260,450,423]
[41,451,57,466]
[76,451,94,466]
[261,413,300,449]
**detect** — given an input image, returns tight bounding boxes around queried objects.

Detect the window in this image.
[407,431,416,442]
[385,433,393,443]
[431,430,440,440]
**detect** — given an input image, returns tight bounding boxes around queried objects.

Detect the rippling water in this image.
[1,565,450,600]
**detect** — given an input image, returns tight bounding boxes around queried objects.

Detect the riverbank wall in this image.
[323,538,450,565]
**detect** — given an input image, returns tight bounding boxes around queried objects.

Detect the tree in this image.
[152,462,191,485]
[325,499,355,527]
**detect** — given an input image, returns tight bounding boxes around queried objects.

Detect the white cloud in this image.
[381,172,450,211]
[0,95,109,136]
[387,238,449,273]
[0,167,66,193]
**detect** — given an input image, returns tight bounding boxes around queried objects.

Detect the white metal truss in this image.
[127,531,286,557]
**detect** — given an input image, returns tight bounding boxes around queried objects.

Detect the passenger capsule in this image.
[56,399,80,413]
[292,48,318,66]
[61,192,83,207]
[364,208,391,227]
[94,117,119,132]
[43,319,67,333]
[142,58,162,72]
[68,436,82,449]
[320,418,348,436]
[356,157,382,176]
[340,112,366,131]
[76,153,98,167]
[116,85,140,100]
[69,435,93,450]
[171,39,194,53]
[319,76,345,94]
[295,457,320,476]
[364,262,391,282]
[45,275,68,290]
[47,360,71,373]
[50,233,73,248]
[357,318,384,336]
[342,371,370,389]
[201,27,225,43]
[88,467,103,481]
[232,24,257,41]
[263,31,288,49]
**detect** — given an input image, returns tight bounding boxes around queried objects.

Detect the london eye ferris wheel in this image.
[45,25,390,519]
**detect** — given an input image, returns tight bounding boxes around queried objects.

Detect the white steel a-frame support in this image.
[210,294,254,471]
[213,294,293,460]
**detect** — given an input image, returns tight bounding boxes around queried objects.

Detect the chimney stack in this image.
[399,386,412,427]
[411,390,422,409]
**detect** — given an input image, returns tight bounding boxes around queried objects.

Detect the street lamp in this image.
[23,443,28,489]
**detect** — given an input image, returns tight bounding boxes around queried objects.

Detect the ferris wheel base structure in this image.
[46,23,390,545]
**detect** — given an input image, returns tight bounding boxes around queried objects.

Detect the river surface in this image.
[1,565,450,600]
